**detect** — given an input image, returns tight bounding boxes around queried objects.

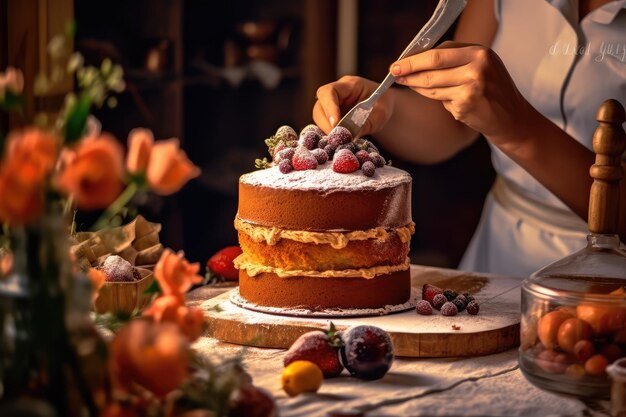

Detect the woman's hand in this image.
[391,41,531,150]
[312,75,395,136]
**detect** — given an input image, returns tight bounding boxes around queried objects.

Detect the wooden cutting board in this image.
[196,265,521,357]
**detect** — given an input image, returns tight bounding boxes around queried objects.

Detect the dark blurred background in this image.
[1,0,494,271]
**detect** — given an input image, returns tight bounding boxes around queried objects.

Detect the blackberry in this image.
[369,152,385,168]
[324,145,335,160]
[432,293,447,310]
[328,126,352,147]
[311,148,329,165]
[466,301,480,315]
[355,150,371,166]
[318,137,328,149]
[275,148,295,163]
[452,295,467,312]
[337,143,357,154]
[443,289,458,302]
[415,300,433,315]
[298,130,321,150]
[440,302,458,317]
[279,159,293,174]
[361,161,376,177]
[462,293,475,303]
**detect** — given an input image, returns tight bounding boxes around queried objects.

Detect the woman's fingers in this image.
[390,43,483,77]
[314,76,378,134]
[395,63,475,89]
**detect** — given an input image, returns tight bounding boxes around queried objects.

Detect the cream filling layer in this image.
[234,254,410,279]
[235,218,415,249]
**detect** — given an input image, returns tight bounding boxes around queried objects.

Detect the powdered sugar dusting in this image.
[241,163,411,192]
[229,287,418,318]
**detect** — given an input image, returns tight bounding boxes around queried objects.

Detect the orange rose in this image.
[126,128,154,174]
[5,128,59,182]
[87,268,106,302]
[0,128,60,224]
[109,319,190,398]
[55,134,125,210]
[154,249,203,296]
[143,294,204,341]
[146,139,200,195]
[0,161,44,224]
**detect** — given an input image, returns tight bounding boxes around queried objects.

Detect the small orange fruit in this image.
[584,354,609,376]
[537,310,574,350]
[557,318,594,353]
[576,303,626,336]
[281,360,323,397]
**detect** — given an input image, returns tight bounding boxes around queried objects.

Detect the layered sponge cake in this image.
[234,162,414,310]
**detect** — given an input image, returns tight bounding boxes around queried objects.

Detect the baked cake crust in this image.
[239,268,411,309]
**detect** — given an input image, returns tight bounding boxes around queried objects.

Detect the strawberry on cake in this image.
[234,124,414,311]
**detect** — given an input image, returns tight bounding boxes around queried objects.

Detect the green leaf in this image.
[64,93,92,143]
[143,278,162,295]
[0,91,23,111]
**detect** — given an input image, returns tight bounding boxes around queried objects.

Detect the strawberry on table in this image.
[284,322,344,378]
[421,283,443,305]
[206,245,243,282]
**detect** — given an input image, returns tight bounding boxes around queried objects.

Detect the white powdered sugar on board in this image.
[241,163,411,192]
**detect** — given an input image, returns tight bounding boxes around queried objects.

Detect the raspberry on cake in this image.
[234,160,414,310]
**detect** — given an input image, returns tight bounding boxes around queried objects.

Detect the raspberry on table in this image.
[415,300,433,315]
[466,301,480,315]
[361,161,376,177]
[328,126,352,147]
[332,149,360,173]
[292,146,318,171]
[443,289,458,302]
[311,148,329,165]
[279,159,293,174]
[422,283,443,305]
[440,302,458,316]
[432,293,447,310]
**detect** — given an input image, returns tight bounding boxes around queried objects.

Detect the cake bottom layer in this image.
[238,268,411,310]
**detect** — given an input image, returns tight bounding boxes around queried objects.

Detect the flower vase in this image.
[0,210,107,416]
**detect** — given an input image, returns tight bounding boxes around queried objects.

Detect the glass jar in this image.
[520,234,626,397]
[519,99,626,398]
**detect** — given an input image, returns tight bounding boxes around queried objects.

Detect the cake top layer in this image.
[240,163,411,191]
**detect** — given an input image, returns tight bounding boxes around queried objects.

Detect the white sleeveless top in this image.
[459,0,626,278]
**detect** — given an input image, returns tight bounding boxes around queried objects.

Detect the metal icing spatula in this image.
[336,0,468,138]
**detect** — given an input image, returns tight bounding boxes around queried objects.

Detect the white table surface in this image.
[188,285,613,417]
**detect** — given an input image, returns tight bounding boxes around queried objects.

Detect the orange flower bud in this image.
[146,139,200,195]
[109,319,190,398]
[126,128,154,174]
[87,268,106,302]
[154,249,203,297]
[55,134,125,210]
[143,294,204,341]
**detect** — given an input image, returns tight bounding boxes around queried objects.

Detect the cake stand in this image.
[192,265,521,358]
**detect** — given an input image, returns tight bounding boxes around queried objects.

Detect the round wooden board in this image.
[196,265,522,357]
